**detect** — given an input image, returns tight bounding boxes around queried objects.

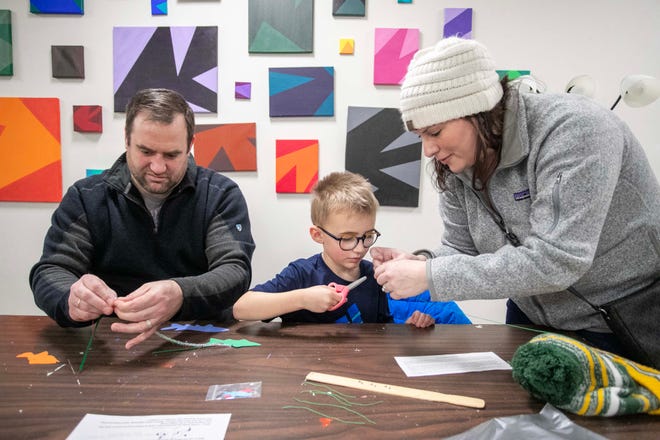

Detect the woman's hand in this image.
[374,258,428,299]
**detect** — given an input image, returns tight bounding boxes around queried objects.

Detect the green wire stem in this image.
[282,405,367,425]
[78,319,100,373]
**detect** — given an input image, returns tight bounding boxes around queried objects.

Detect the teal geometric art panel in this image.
[0,10,12,76]
[333,0,365,17]
[249,0,313,53]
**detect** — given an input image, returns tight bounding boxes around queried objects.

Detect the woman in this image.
[371,37,660,360]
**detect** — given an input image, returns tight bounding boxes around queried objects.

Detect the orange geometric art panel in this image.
[193,123,256,172]
[275,139,318,193]
[0,97,62,202]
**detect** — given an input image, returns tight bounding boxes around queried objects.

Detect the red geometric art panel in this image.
[73,105,102,133]
[0,97,62,202]
[275,139,318,193]
[193,123,256,172]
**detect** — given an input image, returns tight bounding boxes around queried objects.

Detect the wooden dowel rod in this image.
[305,372,485,409]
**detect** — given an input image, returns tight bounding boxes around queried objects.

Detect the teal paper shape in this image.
[208,338,261,348]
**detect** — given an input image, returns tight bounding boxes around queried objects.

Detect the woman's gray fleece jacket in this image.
[428,89,660,332]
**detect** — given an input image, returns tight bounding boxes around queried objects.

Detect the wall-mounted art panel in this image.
[443,8,473,39]
[373,28,419,85]
[235,82,251,99]
[339,38,354,55]
[113,26,218,113]
[269,67,334,117]
[152,0,167,15]
[73,105,102,133]
[0,10,12,76]
[30,0,84,14]
[0,98,62,202]
[345,106,421,207]
[51,45,84,79]
[194,123,256,172]
[249,0,313,53]
[276,139,318,193]
[497,69,531,80]
[333,0,365,16]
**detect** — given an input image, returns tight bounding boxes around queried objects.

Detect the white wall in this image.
[1,0,658,324]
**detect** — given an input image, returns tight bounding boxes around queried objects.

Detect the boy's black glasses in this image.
[316,226,381,251]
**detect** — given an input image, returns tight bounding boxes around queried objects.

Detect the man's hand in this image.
[404,310,436,328]
[111,280,183,350]
[68,274,117,322]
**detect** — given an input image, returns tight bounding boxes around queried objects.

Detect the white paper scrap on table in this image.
[395,352,512,377]
[66,413,231,440]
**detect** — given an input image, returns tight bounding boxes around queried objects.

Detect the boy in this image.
[233,171,436,327]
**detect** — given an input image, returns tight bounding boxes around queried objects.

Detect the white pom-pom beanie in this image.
[400,37,503,131]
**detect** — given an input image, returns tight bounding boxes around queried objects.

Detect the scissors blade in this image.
[346,276,367,290]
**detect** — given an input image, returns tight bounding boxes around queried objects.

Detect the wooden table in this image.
[1,316,658,439]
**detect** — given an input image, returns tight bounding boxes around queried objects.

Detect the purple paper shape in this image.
[443,8,473,39]
[160,323,229,333]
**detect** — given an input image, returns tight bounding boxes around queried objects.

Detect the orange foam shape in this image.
[16,351,60,365]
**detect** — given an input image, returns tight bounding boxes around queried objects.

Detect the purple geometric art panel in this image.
[113,26,218,113]
[269,67,334,117]
[443,8,473,39]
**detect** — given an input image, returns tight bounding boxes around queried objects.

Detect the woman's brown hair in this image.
[430,77,509,193]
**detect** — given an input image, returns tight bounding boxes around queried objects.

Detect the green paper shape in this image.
[208,338,261,348]
[0,10,12,76]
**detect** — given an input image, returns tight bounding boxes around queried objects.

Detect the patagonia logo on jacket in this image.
[513,189,530,201]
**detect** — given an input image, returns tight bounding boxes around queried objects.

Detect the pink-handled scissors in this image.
[328,276,367,311]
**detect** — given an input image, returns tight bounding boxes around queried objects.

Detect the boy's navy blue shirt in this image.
[251,254,392,323]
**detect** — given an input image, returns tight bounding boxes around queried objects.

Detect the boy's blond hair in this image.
[311,171,379,225]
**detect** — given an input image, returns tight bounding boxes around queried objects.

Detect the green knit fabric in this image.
[511,333,660,416]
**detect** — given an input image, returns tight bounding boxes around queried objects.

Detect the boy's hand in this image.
[405,310,435,328]
[302,285,343,313]
[370,247,420,269]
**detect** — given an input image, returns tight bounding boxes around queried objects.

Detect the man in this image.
[30,88,255,349]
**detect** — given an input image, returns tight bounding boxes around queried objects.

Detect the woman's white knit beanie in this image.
[400,37,503,131]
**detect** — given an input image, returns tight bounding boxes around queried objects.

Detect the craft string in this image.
[465,314,547,334]
[301,389,383,407]
[293,398,377,424]
[284,381,381,425]
[154,331,218,348]
[281,405,367,425]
